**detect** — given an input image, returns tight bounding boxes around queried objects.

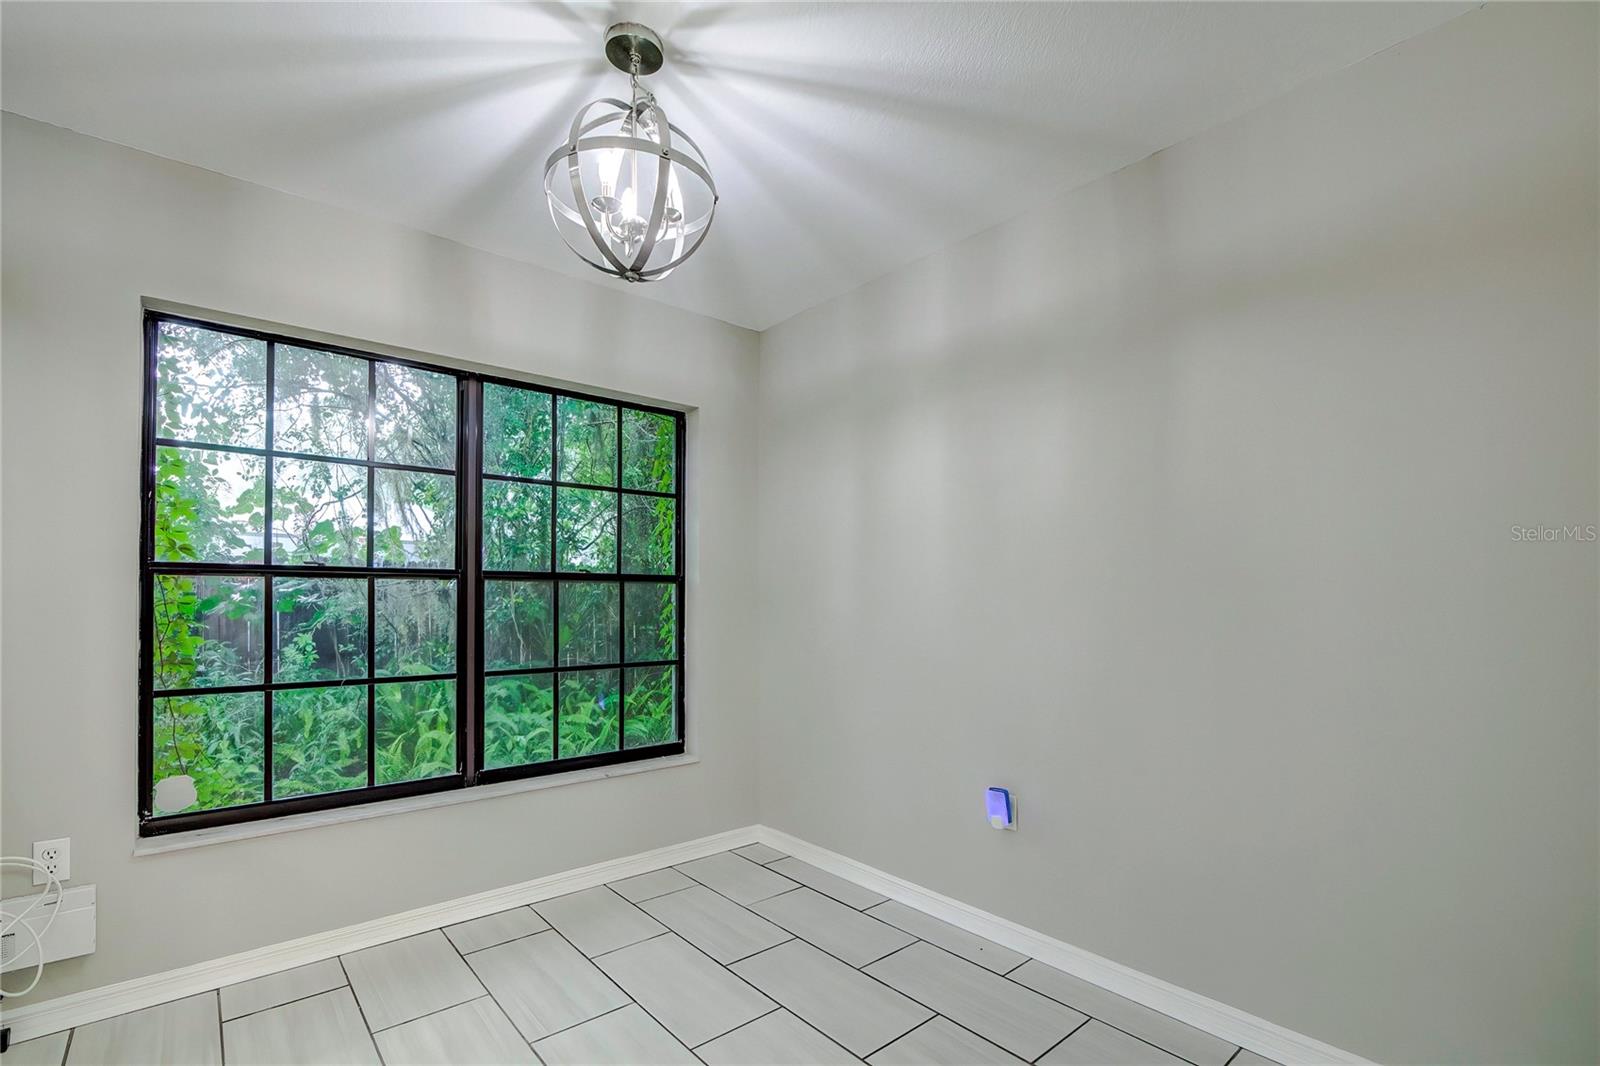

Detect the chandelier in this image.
[544,23,717,282]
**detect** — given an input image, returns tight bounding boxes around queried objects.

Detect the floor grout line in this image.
[1031,1015,1091,1063]
[718,936,789,968]
[851,938,1085,1062]
[686,1004,781,1050]
[765,856,890,912]
[336,955,388,1066]
[861,1012,941,1060]
[996,955,1225,1065]
[538,915,698,1060]
[215,977,352,1024]
[724,935,796,966]
[860,1015,937,1061]
[588,892,827,1054]
[746,888,925,970]
[427,908,558,1057]
[729,930,1025,1059]
[461,927,552,957]
[366,991,493,1035]
[375,926,491,1033]
[438,903,551,954]
[589,929,673,960]
[859,938,920,970]
[614,881,698,905]
[670,853,802,907]
[528,999,632,1044]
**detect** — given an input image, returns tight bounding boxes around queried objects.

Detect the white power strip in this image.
[1,884,96,973]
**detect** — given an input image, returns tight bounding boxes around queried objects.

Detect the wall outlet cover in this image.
[32,838,70,885]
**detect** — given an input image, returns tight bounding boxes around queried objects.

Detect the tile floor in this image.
[8,847,1281,1066]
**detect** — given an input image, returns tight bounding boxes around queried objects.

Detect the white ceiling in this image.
[1,2,1470,331]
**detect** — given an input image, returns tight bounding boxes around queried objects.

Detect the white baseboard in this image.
[4,822,1364,1065]
[0,824,761,1044]
[756,825,1368,1066]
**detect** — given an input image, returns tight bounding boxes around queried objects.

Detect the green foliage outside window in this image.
[485,674,553,769]
[376,680,456,784]
[273,686,367,798]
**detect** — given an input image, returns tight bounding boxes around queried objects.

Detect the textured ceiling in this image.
[1,2,1470,331]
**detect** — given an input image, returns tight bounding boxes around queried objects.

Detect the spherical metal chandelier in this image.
[544,22,717,283]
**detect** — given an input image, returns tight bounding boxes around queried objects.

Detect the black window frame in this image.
[138,311,686,836]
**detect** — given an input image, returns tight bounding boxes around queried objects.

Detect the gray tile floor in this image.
[10,847,1282,1066]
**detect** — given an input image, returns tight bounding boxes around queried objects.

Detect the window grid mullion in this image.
[461,376,481,784]
[152,437,453,479]
[366,577,377,789]
[480,470,673,498]
[616,407,625,749]
[262,339,277,804]
[550,394,562,764]
[366,360,378,788]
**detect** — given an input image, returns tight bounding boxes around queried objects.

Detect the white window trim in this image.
[132,751,699,856]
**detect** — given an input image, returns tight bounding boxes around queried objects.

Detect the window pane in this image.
[625,665,677,747]
[558,581,619,666]
[375,469,455,568]
[375,679,456,783]
[624,582,677,663]
[374,579,456,676]
[272,459,368,565]
[273,577,368,682]
[155,446,266,563]
[485,580,554,671]
[151,692,264,814]
[483,480,551,571]
[622,409,676,493]
[376,363,456,470]
[556,488,617,572]
[152,574,264,690]
[484,674,554,770]
[273,345,369,460]
[155,322,267,448]
[484,384,552,480]
[621,494,675,575]
[558,669,620,757]
[557,396,617,486]
[271,686,367,798]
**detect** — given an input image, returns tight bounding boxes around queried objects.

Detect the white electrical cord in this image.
[1,856,62,998]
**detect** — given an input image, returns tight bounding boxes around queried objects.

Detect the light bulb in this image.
[661,167,684,236]
[595,145,624,216]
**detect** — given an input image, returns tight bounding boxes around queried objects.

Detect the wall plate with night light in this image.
[986,788,1016,830]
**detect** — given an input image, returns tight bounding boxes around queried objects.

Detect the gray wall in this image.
[755,6,1597,1064]
[0,112,762,1001]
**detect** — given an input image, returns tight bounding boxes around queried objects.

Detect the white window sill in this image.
[132,753,700,856]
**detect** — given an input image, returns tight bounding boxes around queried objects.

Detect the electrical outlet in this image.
[32,838,70,885]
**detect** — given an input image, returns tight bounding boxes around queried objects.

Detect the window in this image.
[139,312,685,835]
